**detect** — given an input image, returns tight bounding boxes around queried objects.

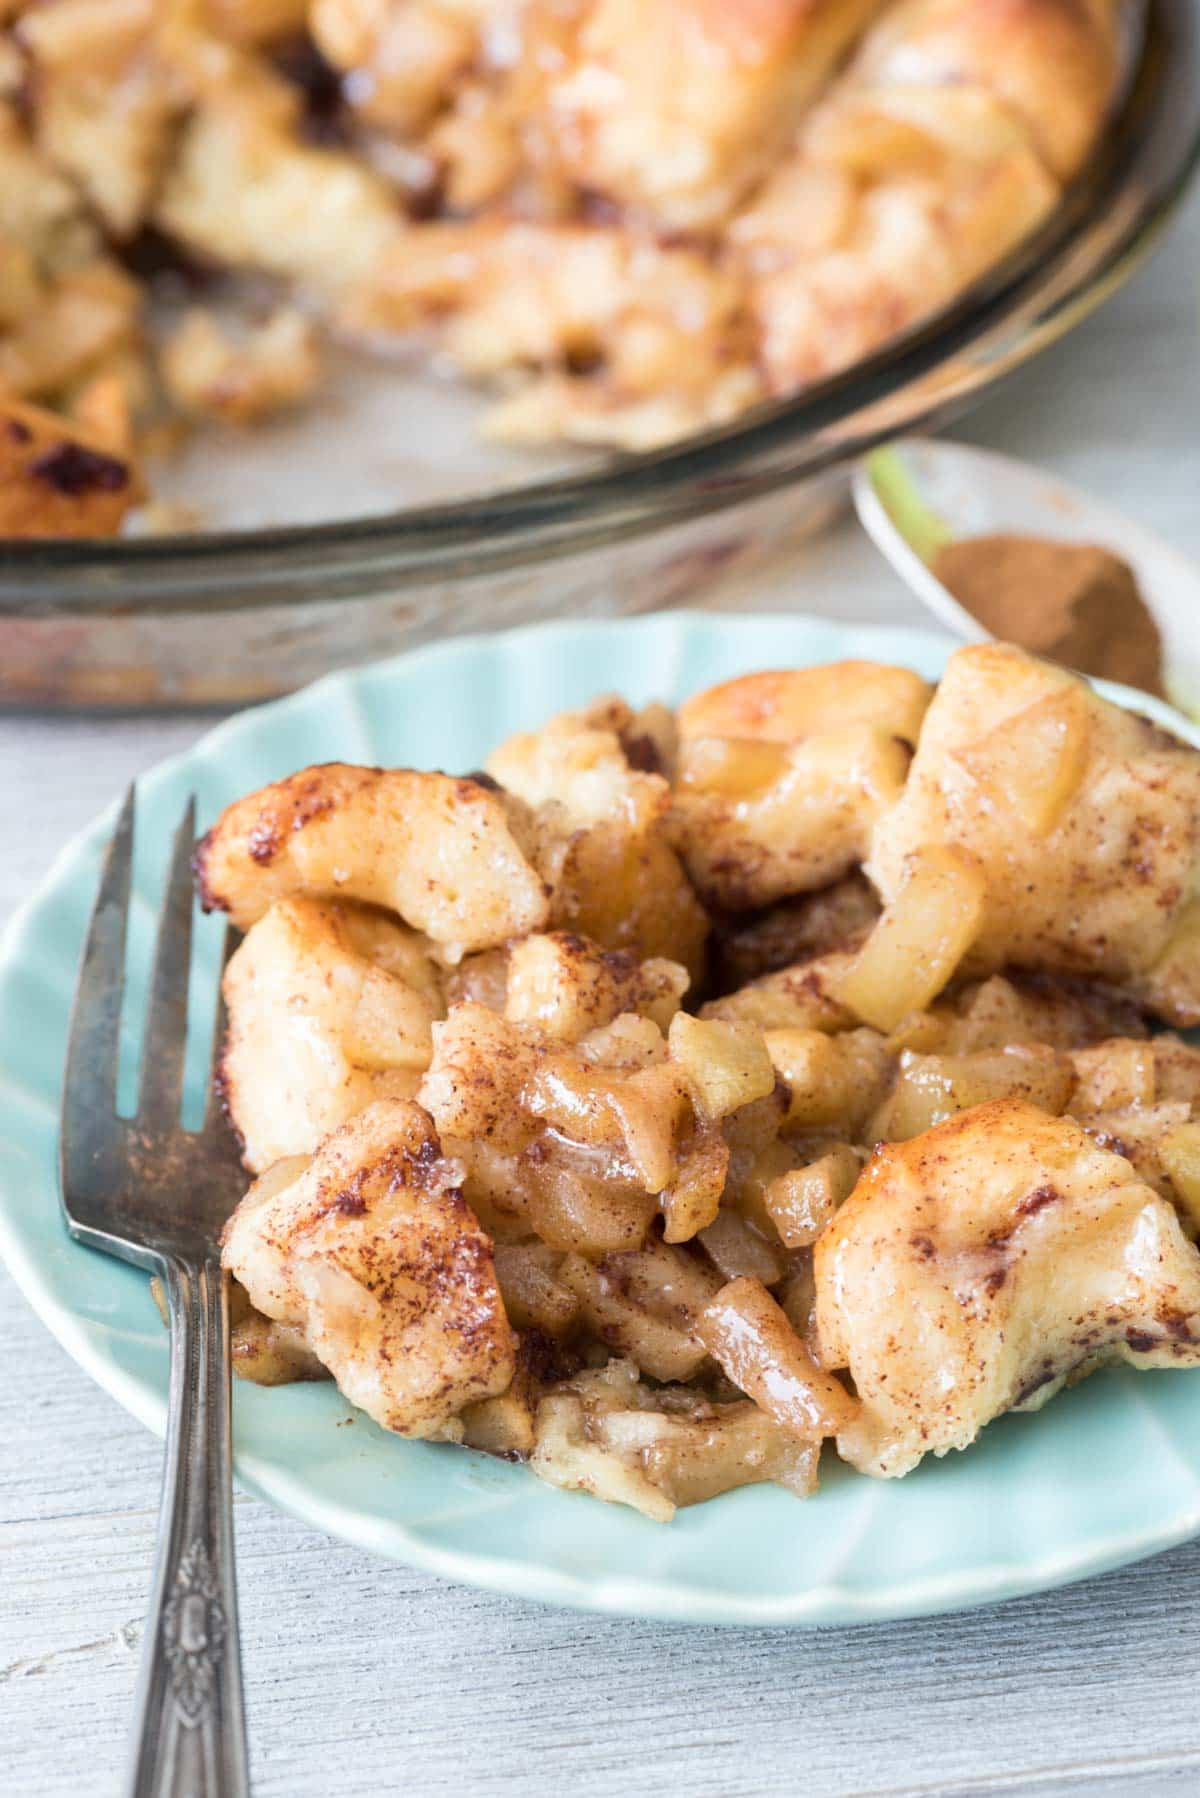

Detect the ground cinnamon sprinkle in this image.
[934,534,1166,698]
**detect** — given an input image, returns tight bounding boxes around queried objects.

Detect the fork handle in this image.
[128,1250,249,1798]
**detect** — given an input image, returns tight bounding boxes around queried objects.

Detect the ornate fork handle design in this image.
[128,1250,249,1797]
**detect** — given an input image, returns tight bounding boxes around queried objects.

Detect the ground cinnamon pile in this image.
[933,534,1166,698]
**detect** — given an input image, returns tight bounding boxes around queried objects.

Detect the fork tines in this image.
[60,787,241,1261]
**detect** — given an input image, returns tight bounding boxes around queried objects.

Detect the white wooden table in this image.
[4,190,1200,1798]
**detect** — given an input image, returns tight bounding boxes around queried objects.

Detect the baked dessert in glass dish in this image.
[192,643,1200,1519]
[0,0,1133,536]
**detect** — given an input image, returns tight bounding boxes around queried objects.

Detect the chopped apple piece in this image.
[698,1208,785,1286]
[764,1027,892,1132]
[558,1253,709,1382]
[505,933,688,1038]
[668,1012,777,1120]
[877,1045,1073,1141]
[763,1145,861,1248]
[492,1244,579,1336]
[834,845,988,1032]
[532,1389,676,1522]
[702,950,859,1034]
[1070,1040,1158,1113]
[776,1256,817,1337]
[627,1404,819,1505]
[955,684,1090,837]
[697,1276,858,1440]
[460,1372,539,1457]
[659,1123,729,1243]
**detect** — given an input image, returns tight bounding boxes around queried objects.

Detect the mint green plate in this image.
[5,612,1200,1628]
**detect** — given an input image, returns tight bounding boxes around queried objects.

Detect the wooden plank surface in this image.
[3,189,1200,1798]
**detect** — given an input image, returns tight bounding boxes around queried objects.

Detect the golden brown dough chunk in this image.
[18,0,183,239]
[0,396,138,537]
[867,645,1200,1023]
[523,0,887,231]
[160,307,321,425]
[674,663,929,912]
[221,1098,517,1438]
[0,0,1129,505]
[310,0,487,135]
[203,0,310,45]
[154,96,402,296]
[731,0,1120,392]
[849,0,1122,181]
[488,694,671,831]
[677,663,931,749]
[219,898,444,1172]
[195,764,550,954]
[0,95,115,410]
[815,1097,1200,1477]
[0,254,142,406]
[677,732,905,912]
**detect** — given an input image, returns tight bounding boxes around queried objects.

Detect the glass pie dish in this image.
[1,0,1197,711]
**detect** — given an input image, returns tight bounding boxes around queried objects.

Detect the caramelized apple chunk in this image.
[874,1043,1073,1142]
[698,1275,859,1440]
[530,1359,819,1521]
[764,1026,892,1134]
[896,973,1149,1057]
[835,843,988,1032]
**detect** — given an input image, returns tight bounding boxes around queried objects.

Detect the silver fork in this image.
[60,788,250,1798]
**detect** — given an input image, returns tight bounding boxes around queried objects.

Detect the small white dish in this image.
[853,438,1200,719]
